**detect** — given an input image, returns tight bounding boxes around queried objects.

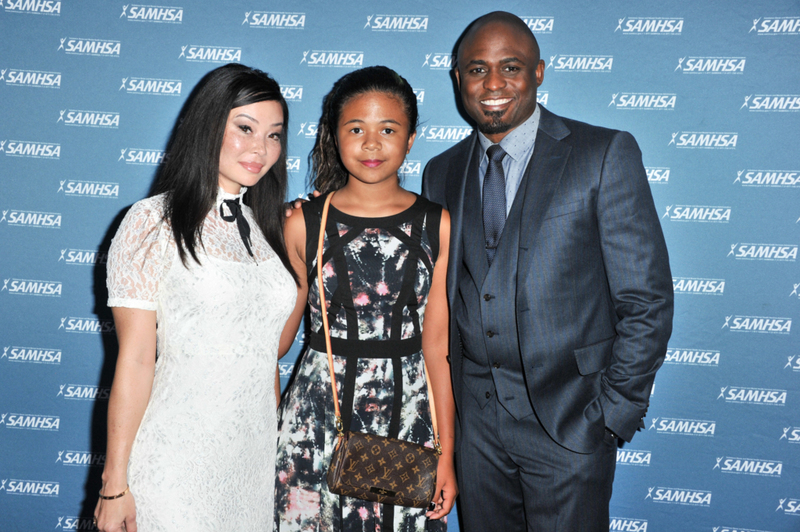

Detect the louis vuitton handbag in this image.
[316,192,442,509]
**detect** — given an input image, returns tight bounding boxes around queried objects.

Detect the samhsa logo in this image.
[60,317,116,334]
[56,450,105,467]
[649,417,716,436]
[422,53,453,70]
[280,85,303,102]
[286,157,300,173]
[521,16,554,34]
[718,386,787,405]
[751,17,800,34]
[1,413,60,431]
[722,316,792,334]
[59,248,107,265]
[58,37,120,57]
[55,516,97,530]
[58,384,110,401]
[777,498,800,515]
[3,345,62,364]
[120,4,183,23]
[714,456,782,477]
[242,11,306,28]
[120,77,182,96]
[673,277,724,295]
[728,243,798,261]
[537,91,549,105]
[675,56,746,74]
[741,94,800,112]
[1,69,61,88]
[661,205,731,223]
[296,122,317,138]
[2,209,62,228]
[646,487,711,506]
[413,89,424,105]
[400,160,421,177]
[3,0,61,15]
[179,45,241,63]
[615,17,683,35]
[119,148,168,165]
[609,518,648,531]
[59,109,119,128]
[548,54,613,72]
[785,355,800,372]
[2,278,62,297]
[58,179,119,198]
[364,14,428,32]
[608,92,676,110]
[419,126,473,143]
[2,140,61,158]
[735,169,800,187]
[646,167,670,184]
[300,50,364,68]
[669,131,737,149]
[278,362,294,378]
[1,479,59,497]
[616,449,651,467]
[665,348,720,367]
[780,426,800,443]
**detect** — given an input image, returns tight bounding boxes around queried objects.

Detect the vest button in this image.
[493,362,501,369]
[486,330,495,338]
[483,294,492,301]
[485,391,491,399]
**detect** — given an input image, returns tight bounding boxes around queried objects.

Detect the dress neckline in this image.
[326,194,423,227]
[215,186,247,209]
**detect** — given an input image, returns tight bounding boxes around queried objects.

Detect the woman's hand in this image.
[94,487,137,532]
[426,453,458,519]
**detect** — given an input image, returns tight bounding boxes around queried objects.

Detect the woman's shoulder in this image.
[113,193,171,246]
[124,193,168,224]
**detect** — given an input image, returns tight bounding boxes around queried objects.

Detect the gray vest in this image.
[455,146,534,420]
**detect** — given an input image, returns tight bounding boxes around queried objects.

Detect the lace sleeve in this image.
[106,196,173,311]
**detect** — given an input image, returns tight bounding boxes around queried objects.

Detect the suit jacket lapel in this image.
[445,133,479,307]
[460,141,488,284]
[517,108,571,277]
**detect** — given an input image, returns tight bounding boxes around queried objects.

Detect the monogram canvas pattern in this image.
[327,432,438,508]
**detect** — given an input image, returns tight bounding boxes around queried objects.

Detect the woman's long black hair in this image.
[154,63,298,284]
[310,65,419,194]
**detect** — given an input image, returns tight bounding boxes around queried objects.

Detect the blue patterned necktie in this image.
[483,144,507,265]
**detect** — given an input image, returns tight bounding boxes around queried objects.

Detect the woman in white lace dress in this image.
[94,64,302,532]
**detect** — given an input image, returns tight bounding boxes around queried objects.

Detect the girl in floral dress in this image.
[275,66,456,532]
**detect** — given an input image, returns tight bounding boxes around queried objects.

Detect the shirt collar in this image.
[477,104,540,162]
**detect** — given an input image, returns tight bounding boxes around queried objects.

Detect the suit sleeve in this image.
[596,131,673,442]
[422,158,446,207]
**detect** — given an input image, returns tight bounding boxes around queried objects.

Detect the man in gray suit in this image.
[421,12,673,530]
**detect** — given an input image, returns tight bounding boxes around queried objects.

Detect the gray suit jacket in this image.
[422,106,673,453]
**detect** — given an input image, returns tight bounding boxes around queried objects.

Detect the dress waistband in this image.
[309,333,422,358]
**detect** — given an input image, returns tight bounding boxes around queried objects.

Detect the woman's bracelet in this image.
[99,485,130,500]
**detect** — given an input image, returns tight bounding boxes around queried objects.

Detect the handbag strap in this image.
[316,192,441,454]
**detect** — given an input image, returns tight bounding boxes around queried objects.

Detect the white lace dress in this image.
[106,188,297,531]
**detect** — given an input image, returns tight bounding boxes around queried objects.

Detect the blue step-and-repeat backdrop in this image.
[1,1,799,530]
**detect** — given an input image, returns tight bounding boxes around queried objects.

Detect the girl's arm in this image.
[275,209,310,406]
[94,306,157,532]
[421,209,457,519]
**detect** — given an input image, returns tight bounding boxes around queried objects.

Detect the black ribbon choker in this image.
[219,199,254,259]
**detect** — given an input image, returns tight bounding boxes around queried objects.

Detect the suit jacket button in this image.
[485,391,491,399]
[486,330,495,338]
[483,294,492,301]
[493,362,501,369]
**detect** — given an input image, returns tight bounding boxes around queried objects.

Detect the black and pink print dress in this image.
[274,193,447,532]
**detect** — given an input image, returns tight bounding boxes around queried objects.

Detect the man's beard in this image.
[478,110,511,136]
